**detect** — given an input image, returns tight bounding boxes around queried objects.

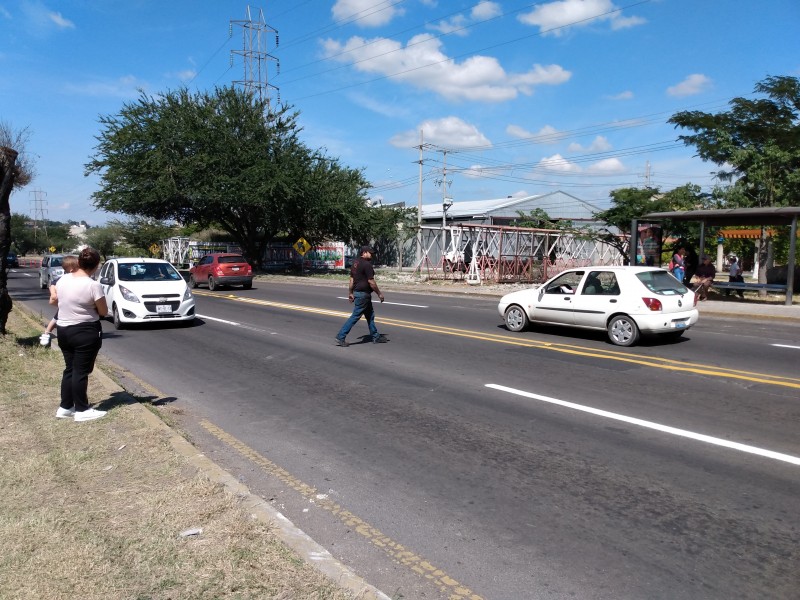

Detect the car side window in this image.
[581,271,620,295]
[545,271,584,295]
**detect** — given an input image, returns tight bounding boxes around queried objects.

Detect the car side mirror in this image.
[100,276,112,285]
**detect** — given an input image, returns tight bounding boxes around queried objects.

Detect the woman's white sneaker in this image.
[55,407,75,418]
[74,408,107,422]
[39,333,51,347]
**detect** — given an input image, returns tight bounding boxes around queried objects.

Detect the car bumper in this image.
[634,309,699,333]
[116,299,196,323]
[216,275,253,286]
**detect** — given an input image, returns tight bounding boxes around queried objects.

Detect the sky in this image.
[1,0,799,226]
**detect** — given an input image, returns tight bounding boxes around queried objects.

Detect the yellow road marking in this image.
[200,420,483,600]
[194,290,800,390]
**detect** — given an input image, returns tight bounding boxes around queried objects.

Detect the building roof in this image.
[642,206,800,227]
[420,190,602,220]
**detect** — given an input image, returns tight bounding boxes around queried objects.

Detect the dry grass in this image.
[0,310,355,600]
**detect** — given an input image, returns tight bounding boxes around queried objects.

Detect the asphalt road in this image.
[8,267,800,600]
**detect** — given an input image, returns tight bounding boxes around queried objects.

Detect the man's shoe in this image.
[372,335,388,343]
[335,338,349,347]
[55,407,75,419]
[39,333,51,347]
[74,408,107,422]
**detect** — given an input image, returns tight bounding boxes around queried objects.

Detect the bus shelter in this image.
[632,207,800,306]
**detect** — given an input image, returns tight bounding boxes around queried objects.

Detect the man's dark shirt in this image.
[695,263,716,279]
[351,258,375,293]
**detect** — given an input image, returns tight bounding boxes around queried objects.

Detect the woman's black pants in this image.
[57,320,103,412]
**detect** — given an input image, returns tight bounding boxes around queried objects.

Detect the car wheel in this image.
[504,305,530,332]
[242,281,252,290]
[608,315,639,346]
[208,276,217,291]
[113,305,126,330]
[188,274,197,289]
[40,275,47,289]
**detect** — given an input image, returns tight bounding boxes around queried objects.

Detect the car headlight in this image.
[183,287,193,301]
[118,285,140,303]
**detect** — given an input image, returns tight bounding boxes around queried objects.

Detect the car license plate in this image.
[156,304,172,314]
[672,321,686,329]
[231,266,240,271]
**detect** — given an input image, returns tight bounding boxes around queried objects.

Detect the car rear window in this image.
[636,270,690,295]
[218,256,246,264]
[118,262,182,281]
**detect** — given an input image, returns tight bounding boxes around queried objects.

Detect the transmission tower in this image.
[230,6,280,112]
[29,189,48,244]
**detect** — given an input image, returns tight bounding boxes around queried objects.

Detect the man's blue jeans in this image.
[337,291,379,341]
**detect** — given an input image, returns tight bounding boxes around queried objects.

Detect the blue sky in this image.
[2,0,798,226]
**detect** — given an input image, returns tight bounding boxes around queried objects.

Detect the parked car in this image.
[39,254,69,289]
[98,258,195,329]
[6,252,19,268]
[189,253,253,290]
[498,266,699,346]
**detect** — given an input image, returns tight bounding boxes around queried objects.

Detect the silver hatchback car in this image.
[39,254,69,289]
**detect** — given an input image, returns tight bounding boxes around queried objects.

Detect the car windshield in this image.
[218,255,246,264]
[636,270,689,295]
[50,257,63,267]
[118,262,182,282]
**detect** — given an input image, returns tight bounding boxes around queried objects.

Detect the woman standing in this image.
[670,247,687,284]
[54,247,108,422]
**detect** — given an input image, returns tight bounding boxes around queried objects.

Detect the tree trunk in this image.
[0,147,19,334]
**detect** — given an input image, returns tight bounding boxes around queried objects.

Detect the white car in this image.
[98,258,195,329]
[498,266,699,346]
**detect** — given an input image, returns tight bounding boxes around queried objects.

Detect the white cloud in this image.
[49,11,74,28]
[169,69,196,82]
[429,14,468,36]
[332,0,404,28]
[537,153,581,173]
[607,90,633,100]
[587,157,625,173]
[322,33,571,102]
[567,135,611,153]
[462,164,491,179]
[63,75,146,99]
[518,0,645,36]
[390,116,491,149]
[667,74,712,97]
[472,1,502,20]
[506,124,561,144]
[349,91,410,118]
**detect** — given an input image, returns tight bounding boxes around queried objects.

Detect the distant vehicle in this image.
[497,266,699,347]
[98,258,195,329]
[6,253,19,268]
[39,254,69,289]
[189,253,253,290]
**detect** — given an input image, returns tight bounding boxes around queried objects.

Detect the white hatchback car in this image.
[498,266,699,346]
[98,258,195,329]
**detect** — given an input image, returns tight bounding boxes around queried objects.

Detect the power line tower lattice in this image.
[230,6,280,111]
[29,189,48,244]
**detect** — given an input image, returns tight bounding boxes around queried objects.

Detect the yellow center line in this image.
[195,290,800,390]
[200,420,483,600]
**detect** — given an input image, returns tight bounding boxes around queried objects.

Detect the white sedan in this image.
[98,258,195,329]
[498,266,699,346]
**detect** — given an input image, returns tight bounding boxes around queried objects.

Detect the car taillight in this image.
[642,297,662,311]
[215,267,224,276]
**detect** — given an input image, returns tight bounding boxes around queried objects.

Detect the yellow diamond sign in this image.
[293,237,310,256]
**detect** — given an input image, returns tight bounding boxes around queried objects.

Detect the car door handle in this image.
[609,299,617,303]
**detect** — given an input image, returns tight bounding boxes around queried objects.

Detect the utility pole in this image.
[641,160,652,187]
[29,189,48,245]
[416,131,423,265]
[230,6,280,112]
[434,150,453,262]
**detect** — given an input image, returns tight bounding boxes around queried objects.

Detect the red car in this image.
[189,253,253,291]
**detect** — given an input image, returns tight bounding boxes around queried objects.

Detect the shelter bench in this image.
[710,281,788,293]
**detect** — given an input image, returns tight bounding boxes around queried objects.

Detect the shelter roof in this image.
[642,206,800,227]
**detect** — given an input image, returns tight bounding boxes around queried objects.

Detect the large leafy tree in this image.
[86,87,371,265]
[1,122,35,334]
[669,75,800,281]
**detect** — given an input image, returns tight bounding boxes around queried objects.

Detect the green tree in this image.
[669,75,800,281]
[1,122,35,334]
[9,213,36,255]
[85,225,120,260]
[86,86,371,266]
[108,217,177,257]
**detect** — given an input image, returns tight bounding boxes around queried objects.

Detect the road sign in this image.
[293,237,310,256]
[49,246,56,253]
[149,243,160,256]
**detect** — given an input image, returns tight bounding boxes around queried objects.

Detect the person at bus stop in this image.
[335,246,387,347]
[693,255,717,301]
[670,247,687,283]
[726,256,745,299]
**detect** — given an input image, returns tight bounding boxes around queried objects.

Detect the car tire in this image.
[608,315,639,346]
[113,305,126,330]
[188,274,197,289]
[242,281,252,290]
[504,305,530,332]
[40,275,47,289]
[208,276,217,291]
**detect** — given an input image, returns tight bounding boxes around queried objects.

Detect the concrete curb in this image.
[16,304,391,600]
